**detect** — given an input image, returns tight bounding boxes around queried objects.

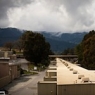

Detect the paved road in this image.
[5,71,45,95]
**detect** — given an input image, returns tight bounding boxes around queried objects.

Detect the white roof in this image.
[0,57,10,59]
[56,58,95,85]
[39,81,57,83]
[46,70,57,72]
[48,66,57,69]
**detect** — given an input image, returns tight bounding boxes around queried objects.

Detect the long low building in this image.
[38,58,95,95]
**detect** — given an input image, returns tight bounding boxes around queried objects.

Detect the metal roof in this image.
[56,58,95,85]
[49,55,78,58]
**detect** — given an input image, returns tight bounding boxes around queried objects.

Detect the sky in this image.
[0,0,95,33]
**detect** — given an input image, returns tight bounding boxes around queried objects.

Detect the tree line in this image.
[61,30,95,70]
[76,30,95,69]
[4,30,95,69]
[3,31,53,66]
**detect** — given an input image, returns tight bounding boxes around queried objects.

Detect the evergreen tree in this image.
[77,30,95,69]
[21,31,52,66]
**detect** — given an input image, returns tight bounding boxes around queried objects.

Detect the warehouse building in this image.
[38,58,95,95]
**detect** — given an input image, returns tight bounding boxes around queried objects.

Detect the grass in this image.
[23,70,38,75]
[28,63,46,71]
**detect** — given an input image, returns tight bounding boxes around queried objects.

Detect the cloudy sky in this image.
[0,0,95,33]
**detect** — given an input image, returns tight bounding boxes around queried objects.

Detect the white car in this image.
[0,91,5,95]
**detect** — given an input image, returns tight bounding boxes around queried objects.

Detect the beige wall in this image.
[0,51,12,57]
[46,72,57,77]
[57,84,95,95]
[10,66,17,80]
[0,63,20,88]
[38,82,57,95]
[10,65,20,80]
[0,76,11,88]
[0,63,9,78]
[0,63,10,88]
[48,68,56,70]
[44,77,57,81]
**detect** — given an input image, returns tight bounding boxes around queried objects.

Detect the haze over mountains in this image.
[0,28,87,52]
[42,32,87,53]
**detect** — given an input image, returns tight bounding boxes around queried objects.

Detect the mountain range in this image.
[0,28,87,53]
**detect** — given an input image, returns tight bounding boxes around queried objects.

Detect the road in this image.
[5,71,45,95]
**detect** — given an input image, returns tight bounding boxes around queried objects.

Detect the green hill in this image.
[0,28,87,52]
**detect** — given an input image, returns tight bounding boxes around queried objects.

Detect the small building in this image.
[9,62,20,81]
[0,58,11,88]
[0,56,20,88]
[0,51,12,58]
[38,58,95,95]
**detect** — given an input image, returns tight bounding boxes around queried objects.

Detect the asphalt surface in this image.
[4,71,45,95]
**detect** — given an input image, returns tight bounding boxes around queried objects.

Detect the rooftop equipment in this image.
[78,75,84,79]
[70,68,73,71]
[82,77,90,82]
[73,70,78,74]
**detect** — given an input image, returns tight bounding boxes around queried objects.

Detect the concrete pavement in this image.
[4,71,45,95]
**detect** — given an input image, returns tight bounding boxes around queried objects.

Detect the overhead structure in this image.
[38,58,95,95]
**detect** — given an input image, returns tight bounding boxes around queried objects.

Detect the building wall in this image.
[38,82,57,95]
[11,66,17,80]
[44,77,57,81]
[0,51,12,57]
[0,63,11,88]
[48,68,56,70]
[10,65,20,80]
[46,72,57,77]
[57,84,95,95]
[0,63,9,78]
[17,71,20,78]
[0,76,11,88]
[0,63,20,88]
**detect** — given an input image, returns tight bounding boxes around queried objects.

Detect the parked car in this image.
[0,89,8,95]
[0,91,5,95]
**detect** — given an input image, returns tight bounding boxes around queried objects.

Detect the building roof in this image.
[49,55,78,58]
[38,81,57,83]
[46,70,57,73]
[9,59,29,66]
[56,58,95,85]
[0,57,10,63]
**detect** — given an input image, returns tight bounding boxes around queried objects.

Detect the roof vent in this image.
[73,70,77,74]
[65,63,68,66]
[64,63,68,66]
[70,68,73,71]
[67,66,70,68]
[82,77,90,82]
[78,75,84,79]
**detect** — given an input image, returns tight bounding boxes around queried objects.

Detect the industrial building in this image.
[0,51,20,88]
[38,58,95,95]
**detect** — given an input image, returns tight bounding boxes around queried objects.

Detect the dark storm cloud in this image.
[0,0,33,28]
[43,0,94,25]
[1,0,95,33]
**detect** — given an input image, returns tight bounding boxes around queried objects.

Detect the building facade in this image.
[38,58,95,95]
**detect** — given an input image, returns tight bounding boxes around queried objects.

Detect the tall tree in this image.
[14,39,23,52]
[61,48,76,55]
[4,42,14,51]
[21,31,52,66]
[77,30,95,69]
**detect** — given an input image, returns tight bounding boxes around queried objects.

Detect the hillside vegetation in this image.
[76,30,95,69]
[0,28,87,52]
[0,28,22,46]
